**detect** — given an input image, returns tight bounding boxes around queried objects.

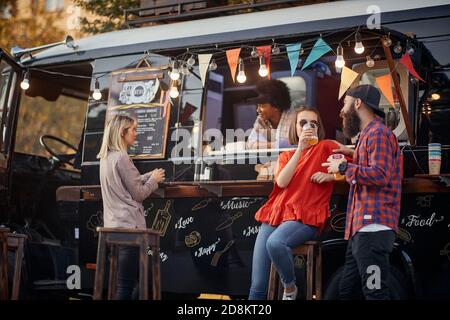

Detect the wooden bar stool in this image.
[267,240,322,300]
[93,227,161,300]
[0,227,10,300]
[7,233,27,300]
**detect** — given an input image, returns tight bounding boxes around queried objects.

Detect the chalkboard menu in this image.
[106,64,171,159]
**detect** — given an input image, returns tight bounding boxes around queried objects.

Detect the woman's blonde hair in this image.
[97,114,136,159]
[288,106,326,145]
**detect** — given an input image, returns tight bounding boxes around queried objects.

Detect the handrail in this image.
[124,0,301,27]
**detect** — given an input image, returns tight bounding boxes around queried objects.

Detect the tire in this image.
[324,265,410,300]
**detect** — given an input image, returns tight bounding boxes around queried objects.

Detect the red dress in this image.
[255,139,340,232]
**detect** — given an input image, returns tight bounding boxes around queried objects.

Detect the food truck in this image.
[0,0,449,299]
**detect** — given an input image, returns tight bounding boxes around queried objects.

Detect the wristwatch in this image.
[338,161,348,176]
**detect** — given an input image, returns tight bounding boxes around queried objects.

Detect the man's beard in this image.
[342,103,361,139]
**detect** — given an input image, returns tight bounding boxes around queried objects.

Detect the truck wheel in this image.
[323,265,410,300]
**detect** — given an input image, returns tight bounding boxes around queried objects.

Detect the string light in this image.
[236,58,246,83]
[181,63,190,76]
[169,60,180,80]
[92,78,102,100]
[169,80,179,98]
[251,47,259,58]
[335,44,345,68]
[382,35,392,47]
[393,41,402,54]
[354,32,365,54]
[187,55,196,66]
[431,93,440,101]
[407,42,415,56]
[209,59,217,71]
[366,55,375,68]
[271,43,280,55]
[20,71,30,90]
[258,55,268,77]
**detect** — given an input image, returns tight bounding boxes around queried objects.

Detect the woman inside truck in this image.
[248,106,348,300]
[246,79,297,149]
[97,114,165,299]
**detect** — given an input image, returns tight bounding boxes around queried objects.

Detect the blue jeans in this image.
[248,221,318,300]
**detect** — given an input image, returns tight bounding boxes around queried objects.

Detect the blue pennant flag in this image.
[301,38,332,70]
[286,42,302,76]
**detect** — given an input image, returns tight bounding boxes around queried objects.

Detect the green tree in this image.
[73,0,139,35]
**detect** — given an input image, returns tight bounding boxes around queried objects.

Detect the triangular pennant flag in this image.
[375,74,395,107]
[257,45,272,79]
[302,38,332,70]
[338,66,359,99]
[286,42,302,76]
[198,53,213,87]
[226,48,241,82]
[399,53,424,82]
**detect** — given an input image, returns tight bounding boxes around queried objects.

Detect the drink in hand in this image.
[303,122,318,146]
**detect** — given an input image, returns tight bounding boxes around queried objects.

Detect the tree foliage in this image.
[0,1,65,51]
[73,0,139,35]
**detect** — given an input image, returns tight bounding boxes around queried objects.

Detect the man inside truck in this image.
[246,79,297,150]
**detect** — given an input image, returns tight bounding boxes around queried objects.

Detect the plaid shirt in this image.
[344,118,402,240]
[247,109,296,148]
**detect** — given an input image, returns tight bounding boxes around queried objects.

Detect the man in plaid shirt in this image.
[323,85,401,300]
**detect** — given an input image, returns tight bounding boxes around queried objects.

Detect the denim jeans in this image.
[115,246,140,300]
[248,221,318,300]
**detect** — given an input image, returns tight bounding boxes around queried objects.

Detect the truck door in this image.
[0,49,22,205]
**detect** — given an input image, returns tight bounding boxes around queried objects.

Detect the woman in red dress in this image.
[248,106,345,300]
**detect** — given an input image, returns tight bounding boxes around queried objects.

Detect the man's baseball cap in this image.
[346,85,385,118]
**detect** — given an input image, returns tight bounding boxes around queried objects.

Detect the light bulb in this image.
[431,93,440,101]
[92,89,102,100]
[169,85,179,98]
[272,44,280,55]
[237,71,246,83]
[393,42,402,54]
[181,64,190,76]
[20,78,29,90]
[209,59,217,71]
[366,56,375,68]
[300,47,304,55]
[92,79,101,100]
[187,55,195,66]
[236,58,246,83]
[383,35,392,47]
[258,56,268,77]
[354,32,364,54]
[170,60,180,80]
[20,72,30,90]
[335,45,345,68]
[251,47,259,58]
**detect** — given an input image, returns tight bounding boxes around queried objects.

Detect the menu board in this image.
[106,65,171,159]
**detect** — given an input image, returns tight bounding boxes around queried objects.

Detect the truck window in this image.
[14,67,89,162]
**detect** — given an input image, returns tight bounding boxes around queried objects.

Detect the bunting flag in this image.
[198,53,213,87]
[226,48,241,82]
[257,45,272,79]
[399,53,424,82]
[375,74,395,107]
[286,42,302,76]
[302,38,332,70]
[338,66,359,99]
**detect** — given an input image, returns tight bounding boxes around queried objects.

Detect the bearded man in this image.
[323,85,402,300]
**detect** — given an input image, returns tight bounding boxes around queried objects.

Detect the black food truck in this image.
[0,0,449,299]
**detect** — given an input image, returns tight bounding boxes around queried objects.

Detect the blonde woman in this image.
[97,114,165,299]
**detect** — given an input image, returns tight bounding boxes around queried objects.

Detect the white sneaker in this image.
[282,285,298,300]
